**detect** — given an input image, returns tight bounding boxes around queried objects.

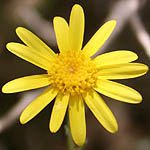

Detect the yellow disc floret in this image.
[48,51,98,95]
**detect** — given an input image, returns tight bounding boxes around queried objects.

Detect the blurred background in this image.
[0,0,150,150]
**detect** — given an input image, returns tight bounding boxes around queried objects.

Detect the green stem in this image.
[65,114,75,150]
[65,113,85,150]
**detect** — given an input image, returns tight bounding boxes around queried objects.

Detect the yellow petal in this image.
[50,93,69,133]
[94,79,142,103]
[93,50,138,67]
[6,43,51,70]
[16,27,55,58]
[83,90,118,133]
[20,86,58,124]
[53,17,69,53]
[69,4,84,51]
[69,95,86,146]
[2,74,51,93]
[97,63,148,79]
[83,20,116,57]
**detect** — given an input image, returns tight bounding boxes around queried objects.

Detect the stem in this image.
[65,113,86,150]
[65,114,75,150]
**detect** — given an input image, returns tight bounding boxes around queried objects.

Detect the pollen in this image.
[48,51,98,95]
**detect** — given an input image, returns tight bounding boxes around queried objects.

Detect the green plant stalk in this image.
[65,113,75,150]
[65,112,85,150]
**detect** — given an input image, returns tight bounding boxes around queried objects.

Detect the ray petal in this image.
[83,90,118,133]
[20,86,58,124]
[94,79,142,103]
[16,27,55,58]
[50,93,69,133]
[6,43,52,70]
[2,74,51,93]
[69,94,86,146]
[93,50,138,67]
[83,20,116,57]
[53,17,69,53]
[69,4,85,51]
[97,63,148,79]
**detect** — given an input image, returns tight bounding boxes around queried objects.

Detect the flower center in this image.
[48,51,98,95]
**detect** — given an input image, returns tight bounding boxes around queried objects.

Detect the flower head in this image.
[2,4,148,146]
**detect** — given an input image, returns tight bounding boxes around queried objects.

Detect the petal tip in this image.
[16,27,21,35]
[1,83,12,93]
[111,128,118,134]
[6,42,18,51]
[112,20,117,24]
[109,20,117,27]
[71,4,84,15]
[2,85,7,93]
[72,4,82,9]
[135,94,143,104]
[74,137,85,146]
[108,122,118,134]
[53,16,59,23]
[20,112,30,125]
[49,127,57,133]
[19,115,26,125]
[145,64,149,73]
[49,122,58,133]
[6,43,11,50]
[131,51,138,60]
[16,27,24,33]
[16,27,28,37]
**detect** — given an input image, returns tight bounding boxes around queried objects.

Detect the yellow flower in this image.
[2,4,148,146]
